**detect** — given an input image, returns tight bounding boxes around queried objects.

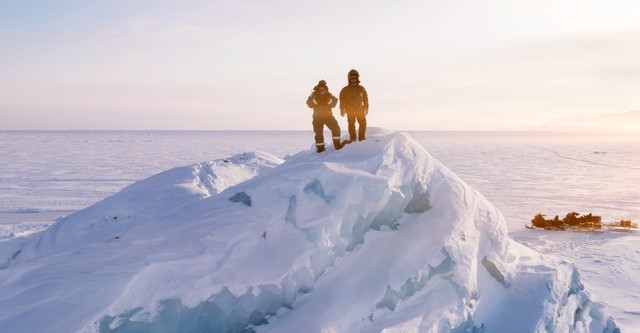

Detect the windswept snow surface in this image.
[0,130,619,333]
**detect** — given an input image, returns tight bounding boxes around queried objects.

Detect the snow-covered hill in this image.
[0,130,619,332]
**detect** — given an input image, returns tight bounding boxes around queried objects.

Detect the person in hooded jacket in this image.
[339,69,369,141]
[306,80,347,153]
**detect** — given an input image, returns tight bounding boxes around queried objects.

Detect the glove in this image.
[364,108,368,116]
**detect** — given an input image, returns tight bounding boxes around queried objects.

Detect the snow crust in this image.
[0,130,619,333]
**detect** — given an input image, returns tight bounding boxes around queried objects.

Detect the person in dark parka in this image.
[339,69,369,141]
[306,80,346,153]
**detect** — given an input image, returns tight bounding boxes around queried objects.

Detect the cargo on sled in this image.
[605,219,638,232]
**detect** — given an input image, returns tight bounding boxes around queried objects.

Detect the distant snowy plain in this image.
[1,130,639,332]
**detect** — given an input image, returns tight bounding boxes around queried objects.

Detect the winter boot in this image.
[333,138,346,150]
[316,143,325,153]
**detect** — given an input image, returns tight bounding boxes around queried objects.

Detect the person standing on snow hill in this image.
[339,69,369,142]
[306,80,348,153]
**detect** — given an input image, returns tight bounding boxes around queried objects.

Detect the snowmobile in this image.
[564,212,603,232]
[526,214,568,230]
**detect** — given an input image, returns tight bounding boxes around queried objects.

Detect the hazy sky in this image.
[1,0,639,130]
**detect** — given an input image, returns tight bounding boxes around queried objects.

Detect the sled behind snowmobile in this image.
[605,220,638,232]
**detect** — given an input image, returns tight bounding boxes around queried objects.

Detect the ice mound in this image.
[0,130,618,333]
[3,151,283,268]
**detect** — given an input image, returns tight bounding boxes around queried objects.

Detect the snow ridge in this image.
[2,152,282,268]
[0,130,619,333]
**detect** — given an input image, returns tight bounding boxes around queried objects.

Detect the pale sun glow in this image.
[0,0,639,130]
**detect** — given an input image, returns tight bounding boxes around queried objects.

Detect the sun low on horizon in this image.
[1,0,639,131]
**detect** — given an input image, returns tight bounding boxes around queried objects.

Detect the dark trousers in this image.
[313,115,341,144]
[347,113,367,141]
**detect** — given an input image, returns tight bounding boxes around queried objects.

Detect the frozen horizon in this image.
[2,108,640,132]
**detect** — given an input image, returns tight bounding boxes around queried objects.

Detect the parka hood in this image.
[347,69,360,84]
[313,79,328,92]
